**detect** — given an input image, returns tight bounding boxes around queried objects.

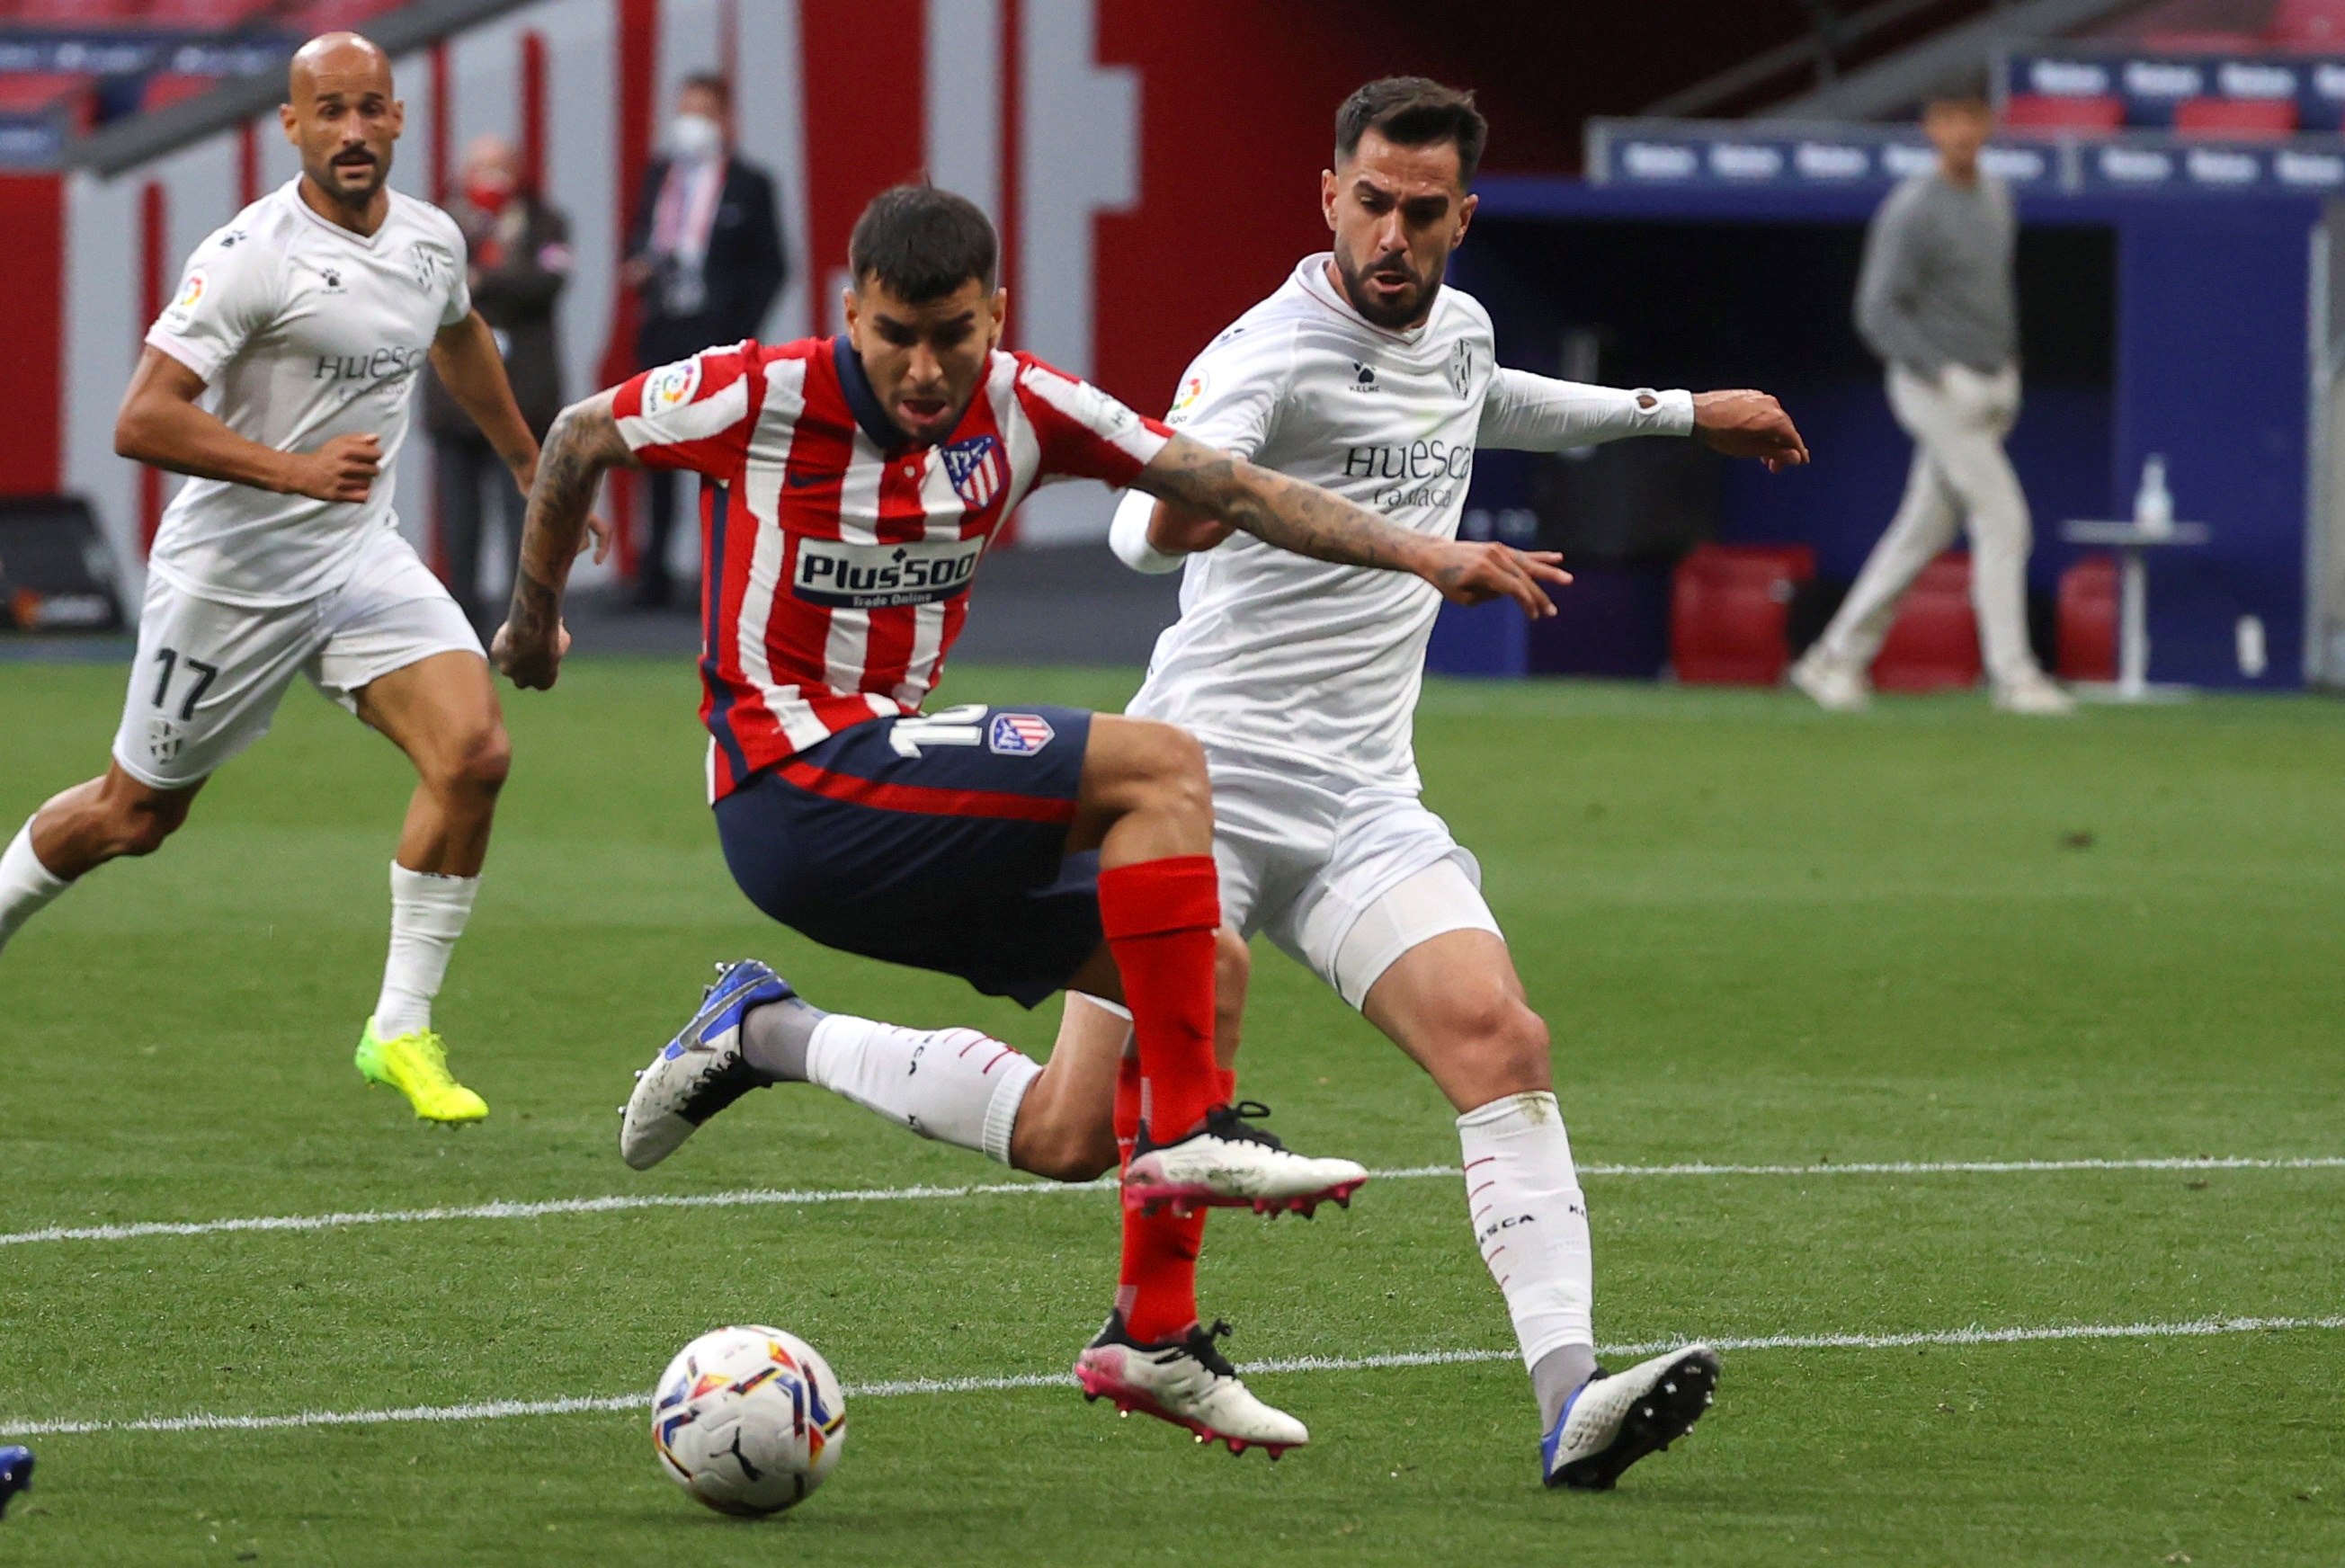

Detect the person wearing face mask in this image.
[620,74,788,609]
[425,133,572,635]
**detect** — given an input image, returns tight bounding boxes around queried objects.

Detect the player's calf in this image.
[623,962,1050,1173]
[38,767,199,869]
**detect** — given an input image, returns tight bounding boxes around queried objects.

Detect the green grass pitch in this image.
[2,657,2341,1566]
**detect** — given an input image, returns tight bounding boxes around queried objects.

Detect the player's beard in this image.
[1332,243,1446,331]
[312,147,391,211]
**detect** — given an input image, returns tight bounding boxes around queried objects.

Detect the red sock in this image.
[1216,1066,1237,1105]
[1098,855,1221,1342]
[1096,855,1220,1143]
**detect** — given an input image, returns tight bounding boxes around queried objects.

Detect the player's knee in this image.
[1140,723,1211,823]
[1215,925,1251,996]
[1451,993,1552,1094]
[437,725,512,799]
[115,802,186,857]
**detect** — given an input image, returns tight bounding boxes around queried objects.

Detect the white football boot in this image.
[620,959,793,1171]
[1993,673,2078,717]
[1121,1100,1369,1218]
[1789,648,1872,713]
[1542,1342,1721,1491]
[1074,1314,1307,1457]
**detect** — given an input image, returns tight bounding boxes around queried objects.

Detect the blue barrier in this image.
[1432,172,2319,690]
[1587,118,2345,196]
[2001,45,2345,130]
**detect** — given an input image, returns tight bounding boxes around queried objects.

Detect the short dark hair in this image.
[1334,76,1488,188]
[679,72,730,112]
[1923,68,1992,109]
[849,184,998,302]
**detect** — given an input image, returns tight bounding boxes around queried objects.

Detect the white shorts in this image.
[1205,742,1502,1010]
[111,527,481,789]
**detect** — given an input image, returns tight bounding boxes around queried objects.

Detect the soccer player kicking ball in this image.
[0,34,566,1123]
[1045,79,1811,1489]
[494,185,1569,1455]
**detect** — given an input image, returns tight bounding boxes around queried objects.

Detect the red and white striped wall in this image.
[29,0,1574,588]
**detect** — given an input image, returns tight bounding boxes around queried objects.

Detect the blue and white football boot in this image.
[621,960,796,1171]
[1541,1343,1720,1491]
[0,1446,31,1519]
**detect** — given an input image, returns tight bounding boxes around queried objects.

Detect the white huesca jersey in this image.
[1120,252,1696,788]
[143,179,472,608]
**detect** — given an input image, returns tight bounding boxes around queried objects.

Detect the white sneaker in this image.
[1542,1343,1720,1491]
[1122,1100,1369,1218]
[1789,648,1871,712]
[620,959,792,1171]
[1074,1314,1307,1457]
[1993,673,2077,716]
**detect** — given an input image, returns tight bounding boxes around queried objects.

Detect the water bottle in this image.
[2135,454,2173,538]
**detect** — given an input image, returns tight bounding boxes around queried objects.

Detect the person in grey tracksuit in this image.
[1792,90,2073,716]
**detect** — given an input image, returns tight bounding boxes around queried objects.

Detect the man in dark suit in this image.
[426,133,571,634]
[621,73,788,608]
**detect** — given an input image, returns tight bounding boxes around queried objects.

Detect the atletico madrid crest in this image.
[988,711,1056,754]
[942,434,1008,508]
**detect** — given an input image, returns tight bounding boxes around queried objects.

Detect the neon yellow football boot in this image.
[356,1020,489,1123]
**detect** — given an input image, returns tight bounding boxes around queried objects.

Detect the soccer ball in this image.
[651,1325,847,1517]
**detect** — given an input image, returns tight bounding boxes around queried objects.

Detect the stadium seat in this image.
[2056,554,2119,682]
[2172,97,2298,138]
[2136,31,2267,50]
[0,72,95,134]
[141,72,221,113]
[1870,555,1982,692]
[2269,0,2345,47]
[11,0,275,22]
[278,0,406,31]
[2000,94,2126,133]
[1670,542,1814,685]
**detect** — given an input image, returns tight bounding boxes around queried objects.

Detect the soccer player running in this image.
[495,184,1570,1455]
[1046,79,1808,1489]
[0,34,568,1123]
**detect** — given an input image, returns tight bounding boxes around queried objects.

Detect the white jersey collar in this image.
[282,178,390,251]
[1292,252,1441,346]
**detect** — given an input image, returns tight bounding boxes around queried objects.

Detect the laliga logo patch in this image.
[174,271,208,311]
[147,717,183,764]
[941,434,1007,508]
[646,357,702,413]
[1168,371,1208,423]
[987,711,1055,755]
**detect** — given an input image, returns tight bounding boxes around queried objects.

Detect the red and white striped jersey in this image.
[611,335,1171,800]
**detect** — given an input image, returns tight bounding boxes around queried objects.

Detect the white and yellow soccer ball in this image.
[652,1325,847,1517]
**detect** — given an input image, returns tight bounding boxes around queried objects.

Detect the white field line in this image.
[10,1314,2341,1439]
[4,1154,2340,1251]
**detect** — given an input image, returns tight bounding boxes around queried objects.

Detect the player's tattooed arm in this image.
[494,390,638,690]
[1132,432,1573,619]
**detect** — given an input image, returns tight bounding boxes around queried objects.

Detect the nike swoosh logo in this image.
[786,470,828,488]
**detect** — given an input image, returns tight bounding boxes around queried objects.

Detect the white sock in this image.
[373,861,480,1038]
[804,1013,1042,1165]
[1458,1091,1596,1375]
[0,821,72,957]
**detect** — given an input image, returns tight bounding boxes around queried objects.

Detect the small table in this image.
[2057,519,2212,702]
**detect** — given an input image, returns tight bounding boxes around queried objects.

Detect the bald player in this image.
[0,34,589,1123]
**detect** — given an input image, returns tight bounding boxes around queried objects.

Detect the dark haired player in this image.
[495,184,1570,1453]
[1039,77,1807,1489]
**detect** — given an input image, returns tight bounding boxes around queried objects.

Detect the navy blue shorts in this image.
[714,704,1100,1008]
